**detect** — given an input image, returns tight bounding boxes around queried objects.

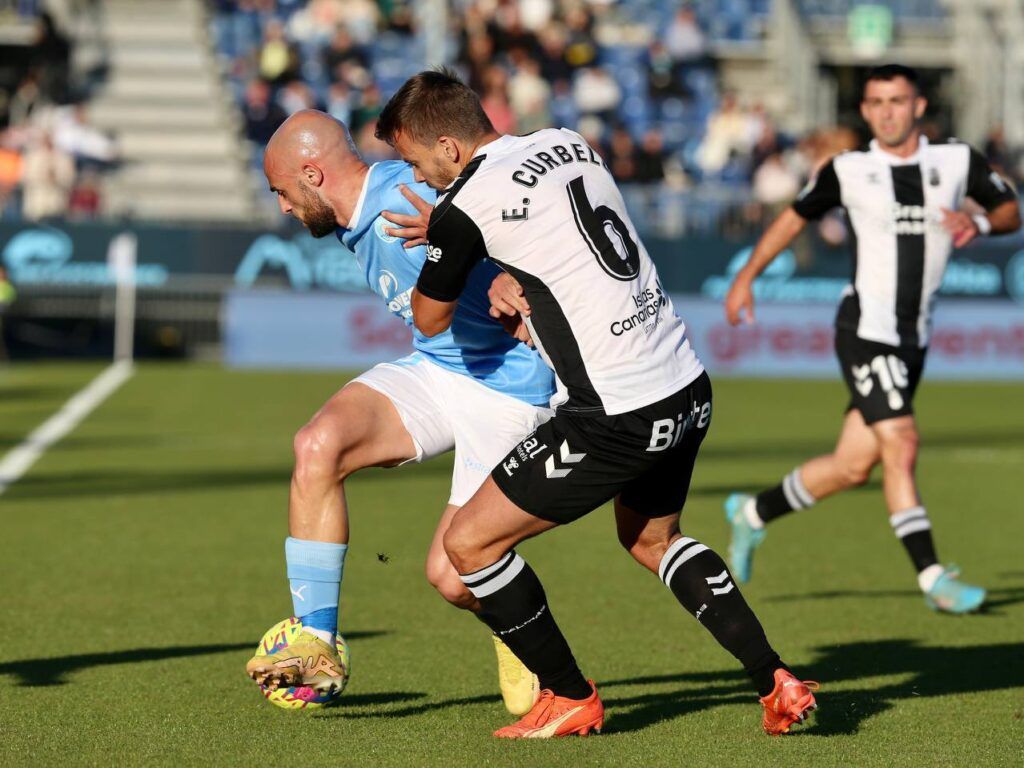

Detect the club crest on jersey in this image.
[374,216,399,243]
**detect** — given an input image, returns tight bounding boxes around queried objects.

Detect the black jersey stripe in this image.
[429,154,486,228]
[890,165,925,347]
[499,261,605,415]
[835,204,861,333]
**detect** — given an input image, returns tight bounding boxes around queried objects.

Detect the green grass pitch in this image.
[1,363,1022,766]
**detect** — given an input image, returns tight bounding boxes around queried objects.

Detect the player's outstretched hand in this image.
[382,184,433,248]
[488,272,530,319]
[940,207,979,248]
[724,277,755,326]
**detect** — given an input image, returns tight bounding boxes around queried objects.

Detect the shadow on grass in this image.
[764,586,1024,613]
[0,631,387,687]
[602,637,1024,736]
[0,384,81,403]
[3,461,454,501]
[325,637,1024,736]
[701,427,1024,465]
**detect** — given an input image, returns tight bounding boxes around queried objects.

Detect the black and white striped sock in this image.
[752,467,816,527]
[659,537,783,697]
[459,551,591,700]
[890,506,941,588]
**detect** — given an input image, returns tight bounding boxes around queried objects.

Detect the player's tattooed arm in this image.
[381,184,432,248]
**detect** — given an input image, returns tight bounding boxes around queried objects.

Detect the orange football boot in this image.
[494,680,604,739]
[759,668,819,735]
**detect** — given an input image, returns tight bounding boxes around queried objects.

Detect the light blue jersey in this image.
[336,161,555,406]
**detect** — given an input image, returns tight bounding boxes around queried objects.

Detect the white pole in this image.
[108,231,137,363]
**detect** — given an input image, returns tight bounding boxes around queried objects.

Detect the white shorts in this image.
[351,353,552,506]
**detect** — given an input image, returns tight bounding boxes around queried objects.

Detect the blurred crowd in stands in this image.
[214,0,1023,237]
[3,0,1023,234]
[0,7,117,222]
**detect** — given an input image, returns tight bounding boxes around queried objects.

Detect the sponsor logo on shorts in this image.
[502,435,547,477]
[646,401,711,452]
[426,244,443,262]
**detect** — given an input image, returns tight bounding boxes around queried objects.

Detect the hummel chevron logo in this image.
[544,440,586,479]
[290,585,308,602]
[706,569,735,596]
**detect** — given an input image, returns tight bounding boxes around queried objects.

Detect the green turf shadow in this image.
[0,631,388,688]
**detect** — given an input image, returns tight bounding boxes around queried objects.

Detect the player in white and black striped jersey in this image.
[723,64,1020,614]
[376,69,818,739]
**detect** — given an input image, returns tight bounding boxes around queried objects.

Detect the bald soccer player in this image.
[244,111,554,713]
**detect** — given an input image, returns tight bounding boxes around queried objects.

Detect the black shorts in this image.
[835,330,926,425]
[492,371,712,525]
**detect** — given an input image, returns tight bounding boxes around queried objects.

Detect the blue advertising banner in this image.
[4,221,1024,303]
[224,291,1024,380]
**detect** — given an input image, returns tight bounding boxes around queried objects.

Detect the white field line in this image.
[0,361,134,495]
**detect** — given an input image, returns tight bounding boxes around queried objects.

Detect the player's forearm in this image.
[983,200,1022,235]
[735,207,808,282]
[411,288,456,337]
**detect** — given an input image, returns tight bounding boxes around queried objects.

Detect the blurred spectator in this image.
[277,79,318,115]
[67,167,102,220]
[563,5,597,69]
[384,1,416,36]
[696,92,755,175]
[536,25,573,87]
[242,79,287,145]
[508,58,550,135]
[325,82,353,124]
[0,143,23,220]
[21,133,74,221]
[480,66,517,135]
[573,67,620,124]
[647,41,687,102]
[354,120,395,163]
[663,7,707,68]
[8,73,46,128]
[323,25,368,78]
[752,151,800,207]
[51,104,118,167]
[635,129,668,184]
[605,126,637,183]
[350,83,384,134]
[31,12,70,103]
[983,125,1021,185]
[258,20,300,85]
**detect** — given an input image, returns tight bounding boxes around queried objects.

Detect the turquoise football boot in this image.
[724,493,766,584]
[924,566,986,614]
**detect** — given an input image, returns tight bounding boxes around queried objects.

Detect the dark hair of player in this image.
[863,64,921,97]
[375,67,495,146]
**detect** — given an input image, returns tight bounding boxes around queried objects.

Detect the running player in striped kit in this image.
[723,65,1020,614]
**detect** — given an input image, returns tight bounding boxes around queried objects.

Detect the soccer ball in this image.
[253,617,351,710]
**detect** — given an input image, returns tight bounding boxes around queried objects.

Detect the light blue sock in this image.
[285,537,347,635]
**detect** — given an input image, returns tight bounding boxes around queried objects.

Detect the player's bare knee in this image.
[624,528,678,574]
[429,569,476,609]
[442,521,475,573]
[842,462,873,487]
[879,429,919,471]
[293,419,348,484]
